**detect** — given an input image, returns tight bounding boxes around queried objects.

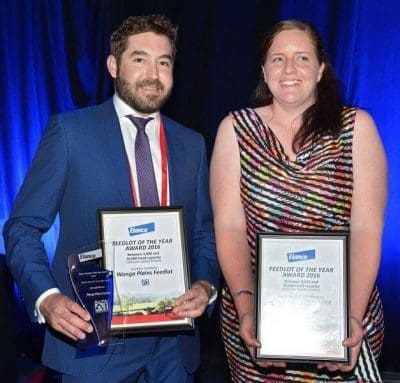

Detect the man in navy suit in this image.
[3,14,219,382]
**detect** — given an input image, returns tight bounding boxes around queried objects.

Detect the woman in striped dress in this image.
[210,20,387,382]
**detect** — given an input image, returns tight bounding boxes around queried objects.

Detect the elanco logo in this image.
[128,222,155,236]
[287,249,315,262]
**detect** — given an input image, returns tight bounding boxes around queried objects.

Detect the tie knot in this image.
[127,115,153,132]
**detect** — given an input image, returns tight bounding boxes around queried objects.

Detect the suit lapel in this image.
[95,100,133,206]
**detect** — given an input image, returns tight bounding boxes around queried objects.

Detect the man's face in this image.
[107,32,174,114]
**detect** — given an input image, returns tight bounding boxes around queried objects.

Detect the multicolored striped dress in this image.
[220,107,384,382]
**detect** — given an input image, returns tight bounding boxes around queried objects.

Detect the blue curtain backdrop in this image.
[0,0,398,373]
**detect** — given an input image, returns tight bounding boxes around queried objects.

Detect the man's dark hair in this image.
[110,14,178,63]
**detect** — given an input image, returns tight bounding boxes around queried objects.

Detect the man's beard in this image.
[115,77,171,114]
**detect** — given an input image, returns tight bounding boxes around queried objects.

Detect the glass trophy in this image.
[68,242,116,348]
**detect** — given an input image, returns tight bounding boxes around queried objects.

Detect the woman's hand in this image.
[239,312,286,369]
[317,316,363,372]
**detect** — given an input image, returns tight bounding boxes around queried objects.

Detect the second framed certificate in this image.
[255,232,349,363]
[98,207,193,333]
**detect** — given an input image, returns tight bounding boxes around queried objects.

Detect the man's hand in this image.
[172,280,211,318]
[40,293,93,341]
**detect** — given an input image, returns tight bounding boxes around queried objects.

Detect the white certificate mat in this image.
[99,207,193,333]
[255,232,349,363]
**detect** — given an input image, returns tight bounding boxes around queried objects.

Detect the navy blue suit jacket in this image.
[3,99,219,375]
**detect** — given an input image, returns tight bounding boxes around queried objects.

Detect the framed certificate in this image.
[255,232,349,363]
[98,207,194,333]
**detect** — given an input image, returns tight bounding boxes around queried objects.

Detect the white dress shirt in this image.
[114,94,169,206]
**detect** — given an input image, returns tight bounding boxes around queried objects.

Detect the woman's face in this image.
[262,29,324,110]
